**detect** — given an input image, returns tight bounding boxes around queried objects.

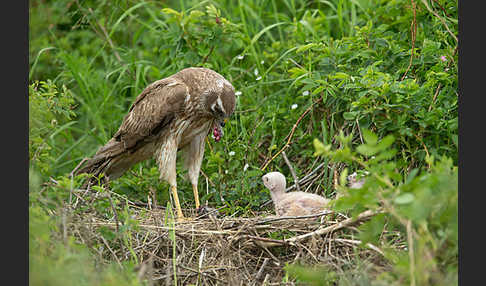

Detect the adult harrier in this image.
[75,67,236,219]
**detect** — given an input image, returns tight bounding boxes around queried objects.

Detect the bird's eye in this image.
[212,104,223,116]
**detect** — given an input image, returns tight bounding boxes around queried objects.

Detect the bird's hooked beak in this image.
[212,119,227,142]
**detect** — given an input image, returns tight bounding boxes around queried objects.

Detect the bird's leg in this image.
[156,140,187,221]
[192,183,200,209]
[170,184,185,220]
[183,131,207,215]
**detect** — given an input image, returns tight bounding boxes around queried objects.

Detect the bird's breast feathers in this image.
[177,116,213,148]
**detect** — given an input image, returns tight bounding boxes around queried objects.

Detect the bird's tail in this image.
[74,138,126,187]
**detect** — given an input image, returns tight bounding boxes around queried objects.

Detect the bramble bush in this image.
[310,129,457,285]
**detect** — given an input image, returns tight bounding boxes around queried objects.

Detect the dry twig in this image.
[261,97,323,171]
[285,209,380,244]
[401,0,417,81]
[282,151,301,191]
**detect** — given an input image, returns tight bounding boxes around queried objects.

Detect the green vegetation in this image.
[29,0,457,285]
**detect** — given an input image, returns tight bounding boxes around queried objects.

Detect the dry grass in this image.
[57,186,405,286]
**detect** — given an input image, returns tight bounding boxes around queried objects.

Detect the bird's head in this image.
[262,172,286,193]
[178,67,237,142]
[206,78,236,142]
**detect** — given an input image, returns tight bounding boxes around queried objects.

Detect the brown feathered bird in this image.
[262,172,330,216]
[75,67,236,219]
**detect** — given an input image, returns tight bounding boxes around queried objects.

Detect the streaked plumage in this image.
[262,172,330,216]
[75,67,236,219]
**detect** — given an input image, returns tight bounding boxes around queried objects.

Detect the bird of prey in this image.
[262,172,330,217]
[75,67,236,219]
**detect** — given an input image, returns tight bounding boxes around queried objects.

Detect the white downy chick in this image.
[262,172,330,216]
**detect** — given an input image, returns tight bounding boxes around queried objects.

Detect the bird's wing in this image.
[275,193,329,216]
[112,79,189,153]
[277,202,309,216]
[298,196,329,209]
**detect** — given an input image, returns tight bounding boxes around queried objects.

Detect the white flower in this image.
[254,68,259,76]
[235,91,242,96]
[291,104,298,110]
[243,163,249,171]
[256,76,262,81]
[260,60,265,64]
[237,54,244,60]
[225,170,228,174]
[302,90,309,96]
[229,151,235,156]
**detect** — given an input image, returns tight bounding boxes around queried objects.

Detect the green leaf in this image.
[343,111,358,120]
[161,8,181,17]
[188,10,204,19]
[330,72,350,80]
[340,168,349,186]
[296,43,317,53]
[372,148,397,161]
[288,67,307,78]
[313,138,330,156]
[394,193,414,205]
[451,134,458,147]
[359,213,386,245]
[362,129,378,145]
[405,168,419,184]
[312,85,326,95]
[376,134,395,151]
[356,144,378,156]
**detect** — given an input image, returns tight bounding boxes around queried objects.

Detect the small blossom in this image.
[237,54,244,60]
[302,90,309,96]
[256,76,262,81]
[291,104,298,110]
[440,55,447,62]
[243,163,249,171]
[260,60,265,65]
[229,151,235,156]
[254,68,259,76]
[225,170,228,174]
[235,91,242,96]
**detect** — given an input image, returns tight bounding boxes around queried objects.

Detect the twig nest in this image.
[196,205,220,219]
[262,172,330,217]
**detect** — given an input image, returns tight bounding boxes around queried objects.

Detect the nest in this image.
[62,188,398,285]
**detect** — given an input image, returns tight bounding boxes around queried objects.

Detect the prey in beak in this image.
[212,119,226,142]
